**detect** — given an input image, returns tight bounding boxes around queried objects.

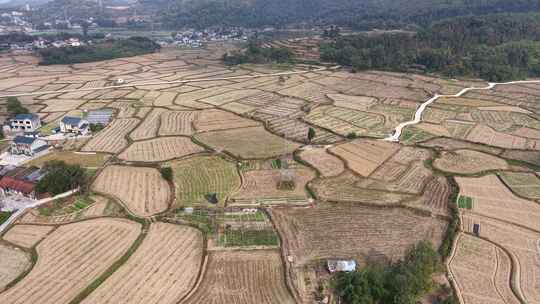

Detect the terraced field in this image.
[81,223,203,304]
[183,250,295,304]
[0,218,141,304]
[169,156,241,207]
[92,165,171,217]
[119,137,204,162]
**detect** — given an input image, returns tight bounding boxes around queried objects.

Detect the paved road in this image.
[0,66,331,98]
[385,80,540,142]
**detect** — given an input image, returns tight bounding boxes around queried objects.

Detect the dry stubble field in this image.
[81,223,203,304]
[0,218,141,304]
[92,165,171,217]
[183,250,295,304]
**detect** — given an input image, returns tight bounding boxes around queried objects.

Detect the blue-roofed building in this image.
[86,109,113,126]
[8,113,41,132]
[60,116,90,135]
[10,136,48,156]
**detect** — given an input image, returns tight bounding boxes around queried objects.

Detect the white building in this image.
[60,116,90,135]
[10,136,48,156]
[8,114,41,132]
[327,260,357,273]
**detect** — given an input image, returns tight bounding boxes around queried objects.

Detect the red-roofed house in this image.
[0,176,38,199]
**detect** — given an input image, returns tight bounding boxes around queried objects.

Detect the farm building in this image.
[10,136,48,156]
[86,109,113,126]
[327,260,357,273]
[0,176,37,199]
[5,114,41,133]
[60,116,90,135]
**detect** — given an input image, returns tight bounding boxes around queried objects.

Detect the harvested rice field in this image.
[456,175,540,231]
[0,218,141,304]
[119,137,205,162]
[449,233,519,304]
[92,165,171,217]
[82,118,139,153]
[0,243,31,291]
[433,150,508,174]
[233,168,315,201]
[195,126,301,159]
[81,223,203,304]
[329,139,400,177]
[499,172,540,200]
[298,147,345,177]
[183,250,295,304]
[2,224,55,248]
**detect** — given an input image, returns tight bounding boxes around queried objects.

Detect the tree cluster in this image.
[333,241,451,304]
[38,37,160,65]
[158,0,540,30]
[36,161,88,196]
[222,40,293,65]
[7,97,29,116]
[320,13,540,81]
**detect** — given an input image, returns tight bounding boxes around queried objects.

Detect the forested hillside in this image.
[320,13,540,81]
[159,0,540,29]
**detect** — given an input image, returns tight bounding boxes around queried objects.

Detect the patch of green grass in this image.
[222,211,267,222]
[174,210,215,234]
[219,229,279,247]
[0,211,13,225]
[400,127,435,144]
[457,196,473,209]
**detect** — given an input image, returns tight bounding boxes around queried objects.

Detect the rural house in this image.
[60,116,90,135]
[327,260,357,273]
[7,113,41,132]
[0,176,38,199]
[10,136,48,156]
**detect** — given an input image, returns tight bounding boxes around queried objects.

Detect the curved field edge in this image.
[447,232,526,304]
[68,217,148,304]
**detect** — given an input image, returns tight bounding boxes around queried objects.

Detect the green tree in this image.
[160,167,173,182]
[307,127,316,142]
[7,97,29,115]
[36,161,87,195]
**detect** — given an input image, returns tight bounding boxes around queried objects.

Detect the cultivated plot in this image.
[0,218,141,304]
[119,137,204,162]
[184,250,295,304]
[93,165,171,217]
[81,223,203,304]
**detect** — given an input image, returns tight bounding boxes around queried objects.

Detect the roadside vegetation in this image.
[0,211,12,225]
[38,37,160,65]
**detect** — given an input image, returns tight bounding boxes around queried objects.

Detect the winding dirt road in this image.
[385,80,540,142]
